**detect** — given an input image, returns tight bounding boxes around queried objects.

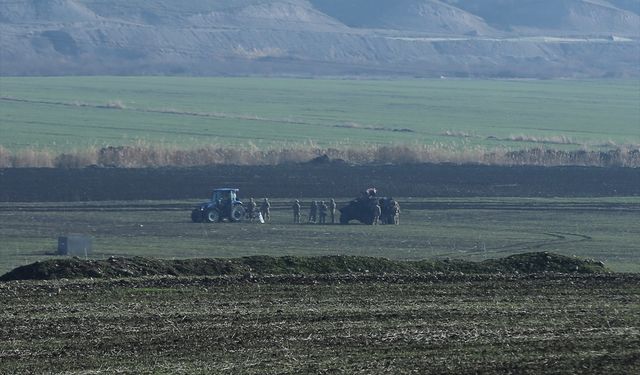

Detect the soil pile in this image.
[480,252,606,274]
[0,257,244,282]
[0,252,608,282]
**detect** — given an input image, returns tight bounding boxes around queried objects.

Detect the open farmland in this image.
[1,162,639,275]
[1,77,639,154]
[1,198,639,374]
[1,196,639,275]
[1,76,639,374]
[1,271,639,374]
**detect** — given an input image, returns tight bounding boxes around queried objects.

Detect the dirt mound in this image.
[0,257,245,282]
[0,252,608,282]
[481,252,607,274]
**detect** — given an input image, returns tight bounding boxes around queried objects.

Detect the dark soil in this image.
[0,163,639,202]
[1,270,638,374]
[0,252,608,281]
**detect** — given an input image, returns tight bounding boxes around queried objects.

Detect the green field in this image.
[1,77,638,152]
[2,76,639,374]
[1,197,639,276]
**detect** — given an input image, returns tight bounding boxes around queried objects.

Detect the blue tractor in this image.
[191,188,246,223]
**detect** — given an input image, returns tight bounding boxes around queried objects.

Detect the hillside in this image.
[310,0,496,35]
[447,0,640,36]
[0,0,638,77]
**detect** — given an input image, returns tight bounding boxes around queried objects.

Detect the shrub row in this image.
[0,144,638,168]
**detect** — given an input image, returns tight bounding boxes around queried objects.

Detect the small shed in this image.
[58,234,93,256]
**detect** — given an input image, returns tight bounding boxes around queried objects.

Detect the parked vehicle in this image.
[191,188,246,223]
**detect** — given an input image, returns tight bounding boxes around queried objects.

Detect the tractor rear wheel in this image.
[231,205,246,222]
[205,209,220,223]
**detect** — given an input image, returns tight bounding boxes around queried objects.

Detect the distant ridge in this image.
[0,0,638,77]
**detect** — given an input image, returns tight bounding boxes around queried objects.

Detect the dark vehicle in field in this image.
[339,194,395,225]
[191,188,246,223]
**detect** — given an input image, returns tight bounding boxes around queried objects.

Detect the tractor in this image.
[191,188,246,223]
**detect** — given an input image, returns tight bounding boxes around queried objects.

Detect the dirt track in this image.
[1,163,639,201]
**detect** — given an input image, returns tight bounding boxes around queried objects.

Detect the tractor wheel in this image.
[191,209,203,223]
[231,205,246,222]
[204,209,220,223]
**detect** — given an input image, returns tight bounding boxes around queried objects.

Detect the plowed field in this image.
[1,273,639,374]
[1,163,640,201]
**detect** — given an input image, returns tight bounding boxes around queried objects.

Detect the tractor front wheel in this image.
[205,209,220,223]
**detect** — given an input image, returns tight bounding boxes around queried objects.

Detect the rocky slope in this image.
[0,0,638,77]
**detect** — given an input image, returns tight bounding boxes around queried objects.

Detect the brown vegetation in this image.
[0,144,638,168]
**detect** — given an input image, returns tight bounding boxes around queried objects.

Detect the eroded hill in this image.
[0,0,638,77]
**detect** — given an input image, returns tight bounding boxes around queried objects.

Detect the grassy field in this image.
[1,77,638,152]
[1,197,639,276]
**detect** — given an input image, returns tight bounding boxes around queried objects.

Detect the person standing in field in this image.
[391,200,400,225]
[292,199,301,224]
[329,198,337,224]
[247,197,257,222]
[309,201,318,223]
[260,198,271,222]
[318,201,328,224]
[373,201,381,225]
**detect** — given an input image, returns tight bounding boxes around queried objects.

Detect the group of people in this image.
[374,198,401,225]
[292,199,337,224]
[245,197,271,222]
[362,188,400,225]
[243,195,400,225]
